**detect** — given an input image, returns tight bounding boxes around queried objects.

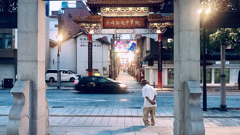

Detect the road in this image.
[1,90,240,108]
[1,72,240,108]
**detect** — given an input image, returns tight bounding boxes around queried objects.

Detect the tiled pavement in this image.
[1,106,240,135]
[1,73,240,134]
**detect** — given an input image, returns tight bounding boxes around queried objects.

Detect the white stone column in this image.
[174,0,204,135]
[15,0,48,134]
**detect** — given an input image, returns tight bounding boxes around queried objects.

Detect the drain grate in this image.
[52,106,64,108]
[127,107,141,109]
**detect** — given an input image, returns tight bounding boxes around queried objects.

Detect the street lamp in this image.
[57,35,63,89]
[199,7,211,111]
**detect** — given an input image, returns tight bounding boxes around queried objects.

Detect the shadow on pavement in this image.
[92,126,146,135]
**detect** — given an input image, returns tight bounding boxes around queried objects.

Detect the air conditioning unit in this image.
[103,67,107,71]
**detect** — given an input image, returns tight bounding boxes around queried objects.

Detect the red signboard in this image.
[103,17,147,29]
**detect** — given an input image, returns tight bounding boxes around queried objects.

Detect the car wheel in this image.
[70,77,75,82]
[49,77,55,82]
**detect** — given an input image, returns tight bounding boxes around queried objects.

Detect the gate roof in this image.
[73,14,174,25]
[87,0,164,13]
[87,0,164,7]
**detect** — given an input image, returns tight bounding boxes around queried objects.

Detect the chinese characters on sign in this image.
[158,41,162,72]
[88,42,92,71]
[103,17,147,28]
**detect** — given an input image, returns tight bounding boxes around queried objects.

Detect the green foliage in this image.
[200,28,218,54]
[165,28,240,60]
[200,0,240,12]
[166,40,174,61]
[209,28,240,55]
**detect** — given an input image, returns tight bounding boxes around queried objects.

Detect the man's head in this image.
[140,79,148,86]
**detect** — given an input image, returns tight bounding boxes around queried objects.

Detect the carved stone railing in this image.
[7,81,49,135]
[45,84,49,135]
[184,81,205,135]
[7,81,31,135]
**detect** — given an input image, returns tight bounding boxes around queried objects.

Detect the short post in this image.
[50,79,52,86]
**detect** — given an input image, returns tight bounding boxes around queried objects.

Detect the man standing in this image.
[140,79,158,126]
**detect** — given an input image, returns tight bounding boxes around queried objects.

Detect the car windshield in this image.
[69,70,76,74]
[106,78,116,82]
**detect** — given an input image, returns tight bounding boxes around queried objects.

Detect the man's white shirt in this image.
[142,84,157,108]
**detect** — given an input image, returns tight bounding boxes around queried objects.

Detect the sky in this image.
[50,1,62,14]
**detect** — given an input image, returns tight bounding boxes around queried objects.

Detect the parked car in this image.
[45,69,80,82]
[74,76,127,94]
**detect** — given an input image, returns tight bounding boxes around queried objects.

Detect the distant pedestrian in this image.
[140,79,157,126]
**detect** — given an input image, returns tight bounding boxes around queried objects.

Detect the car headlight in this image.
[118,84,127,87]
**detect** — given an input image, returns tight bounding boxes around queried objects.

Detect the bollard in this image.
[50,79,52,86]
[153,82,155,88]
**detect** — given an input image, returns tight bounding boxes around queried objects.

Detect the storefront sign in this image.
[215,61,230,64]
[116,29,134,34]
[103,17,147,29]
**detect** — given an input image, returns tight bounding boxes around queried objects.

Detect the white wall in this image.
[76,34,110,77]
[14,29,17,48]
[230,69,240,85]
[77,35,88,76]
[0,64,15,83]
[162,68,168,85]
[49,18,58,42]
[50,38,77,72]
[45,17,50,71]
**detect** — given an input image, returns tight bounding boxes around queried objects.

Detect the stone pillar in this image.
[174,0,204,135]
[8,0,49,134]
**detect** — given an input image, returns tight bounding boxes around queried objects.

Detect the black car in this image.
[74,76,127,94]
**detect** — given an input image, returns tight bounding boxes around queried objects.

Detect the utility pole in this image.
[112,34,115,80]
[220,42,227,111]
[203,28,207,111]
[57,14,63,89]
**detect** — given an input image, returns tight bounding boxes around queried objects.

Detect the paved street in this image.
[1,72,240,108]
[1,72,240,134]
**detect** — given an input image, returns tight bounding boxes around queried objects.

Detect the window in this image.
[0,34,12,49]
[84,38,86,40]
[200,68,212,83]
[98,78,108,82]
[80,38,82,40]
[85,77,98,82]
[47,70,57,73]
[214,68,230,83]
[168,68,174,84]
[76,3,84,8]
[62,71,69,74]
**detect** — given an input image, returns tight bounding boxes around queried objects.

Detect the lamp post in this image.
[152,27,163,88]
[57,35,63,89]
[199,7,211,111]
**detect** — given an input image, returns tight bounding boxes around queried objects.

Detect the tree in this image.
[209,28,240,55]
[166,40,174,61]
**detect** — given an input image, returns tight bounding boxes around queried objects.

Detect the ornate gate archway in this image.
[8,0,204,135]
[72,1,174,88]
